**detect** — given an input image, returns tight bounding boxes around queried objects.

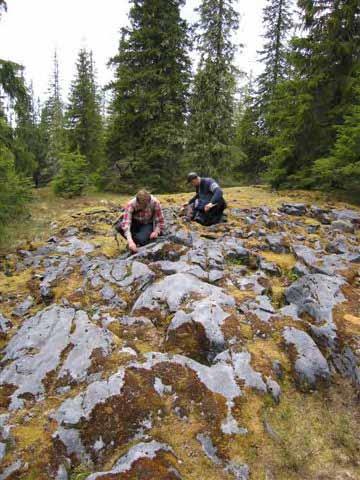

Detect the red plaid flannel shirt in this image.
[120,196,165,239]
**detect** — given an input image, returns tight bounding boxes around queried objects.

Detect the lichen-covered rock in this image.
[166,299,231,361]
[285,274,345,325]
[283,326,330,391]
[279,203,307,216]
[0,306,115,409]
[85,441,180,480]
[132,273,234,319]
[0,313,12,334]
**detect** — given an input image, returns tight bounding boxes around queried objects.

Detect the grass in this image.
[1,184,360,254]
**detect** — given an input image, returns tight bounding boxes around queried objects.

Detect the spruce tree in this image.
[186,0,239,178]
[66,48,104,173]
[41,51,66,181]
[313,67,360,192]
[257,0,293,103]
[107,0,191,192]
[265,0,360,188]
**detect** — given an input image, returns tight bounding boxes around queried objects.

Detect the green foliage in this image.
[0,145,32,238]
[52,152,88,198]
[265,0,360,189]
[66,48,105,173]
[40,51,67,182]
[106,0,191,193]
[312,68,360,192]
[186,0,239,178]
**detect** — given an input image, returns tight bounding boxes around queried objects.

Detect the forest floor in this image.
[1,185,359,254]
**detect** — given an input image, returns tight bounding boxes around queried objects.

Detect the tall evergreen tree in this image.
[313,67,360,192]
[265,0,360,188]
[41,51,66,181]
[66,48,104,173]
[186,0,239,178]
[12,81,39,178]
[257,0,293,103]
[107,0,191,192]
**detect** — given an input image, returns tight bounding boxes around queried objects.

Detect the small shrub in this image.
[52,152,88,198]
[0,145,32,238]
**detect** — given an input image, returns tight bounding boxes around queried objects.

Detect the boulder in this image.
[0,306,114,409]
[132,273,234,319]
[283,326,330,391]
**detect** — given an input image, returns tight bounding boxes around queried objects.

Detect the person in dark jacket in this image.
[184,172,227,226]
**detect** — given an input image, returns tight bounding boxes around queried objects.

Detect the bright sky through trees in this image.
[0,0,266,99]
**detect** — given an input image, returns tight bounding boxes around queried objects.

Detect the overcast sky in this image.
[0,0,266,101]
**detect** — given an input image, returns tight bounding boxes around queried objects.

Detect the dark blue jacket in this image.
[189,177,224,207]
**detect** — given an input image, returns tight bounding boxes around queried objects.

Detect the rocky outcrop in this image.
[0,198,359,479]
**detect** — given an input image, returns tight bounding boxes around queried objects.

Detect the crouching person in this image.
[116,190,164,253]
[185,172,227,226]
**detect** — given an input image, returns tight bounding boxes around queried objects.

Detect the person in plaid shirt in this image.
[117,190,165,253]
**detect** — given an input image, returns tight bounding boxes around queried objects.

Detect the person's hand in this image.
[150,230,159,240]
[204,203,214,212]
[128,239,137,253]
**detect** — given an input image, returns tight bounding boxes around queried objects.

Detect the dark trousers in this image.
[117,220,154,246]
[190,199,226,226]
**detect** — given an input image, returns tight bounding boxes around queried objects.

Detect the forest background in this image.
[0,0,359,239]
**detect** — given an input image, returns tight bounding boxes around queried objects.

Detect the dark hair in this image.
[187,172,198,182]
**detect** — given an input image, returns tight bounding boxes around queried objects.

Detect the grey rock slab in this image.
[139,352,242,403]
[0,460,22,480]
[231,271,268,295]
[225,350,267,392]
[58,310,114,383]
[12,296,34,317]
[0,313,12,333]
[279,203,307,216]
[53,427,91,464]
[117,261,155,291]
[56,236,94,255]
[0,306,114,409]
[223,238,250,261]
[0,305,75,409]
[132,273,235,315]
[266,377,281,403]
[167,299,230,354]
[285,274,345,324]
[53,369,126,426]
[85,441,176,479]
[332,209,360,226]
[150,260,208,281]
[283,326,330,390]
[265,234,288,253]
[240,295,275,323]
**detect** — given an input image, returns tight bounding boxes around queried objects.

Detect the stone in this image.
[166,299,231,360]
[0,460,22,480]
[11,296,34,317]
[58,310,114,383]
[240,295,275,323]
[215,350,267,393]
[331,220,354,233]
[150,260,208,281]
[266,377,281,403]
[85,441,180,480]
[279,203,307,216]
[0,306,114,409]
[0,313,12,334]
[285,273,344,324]
[283,326,330,391]
[265,234,288,253]
[132,273,234,318]
[56,236,95,255]
[332,209,360,226]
